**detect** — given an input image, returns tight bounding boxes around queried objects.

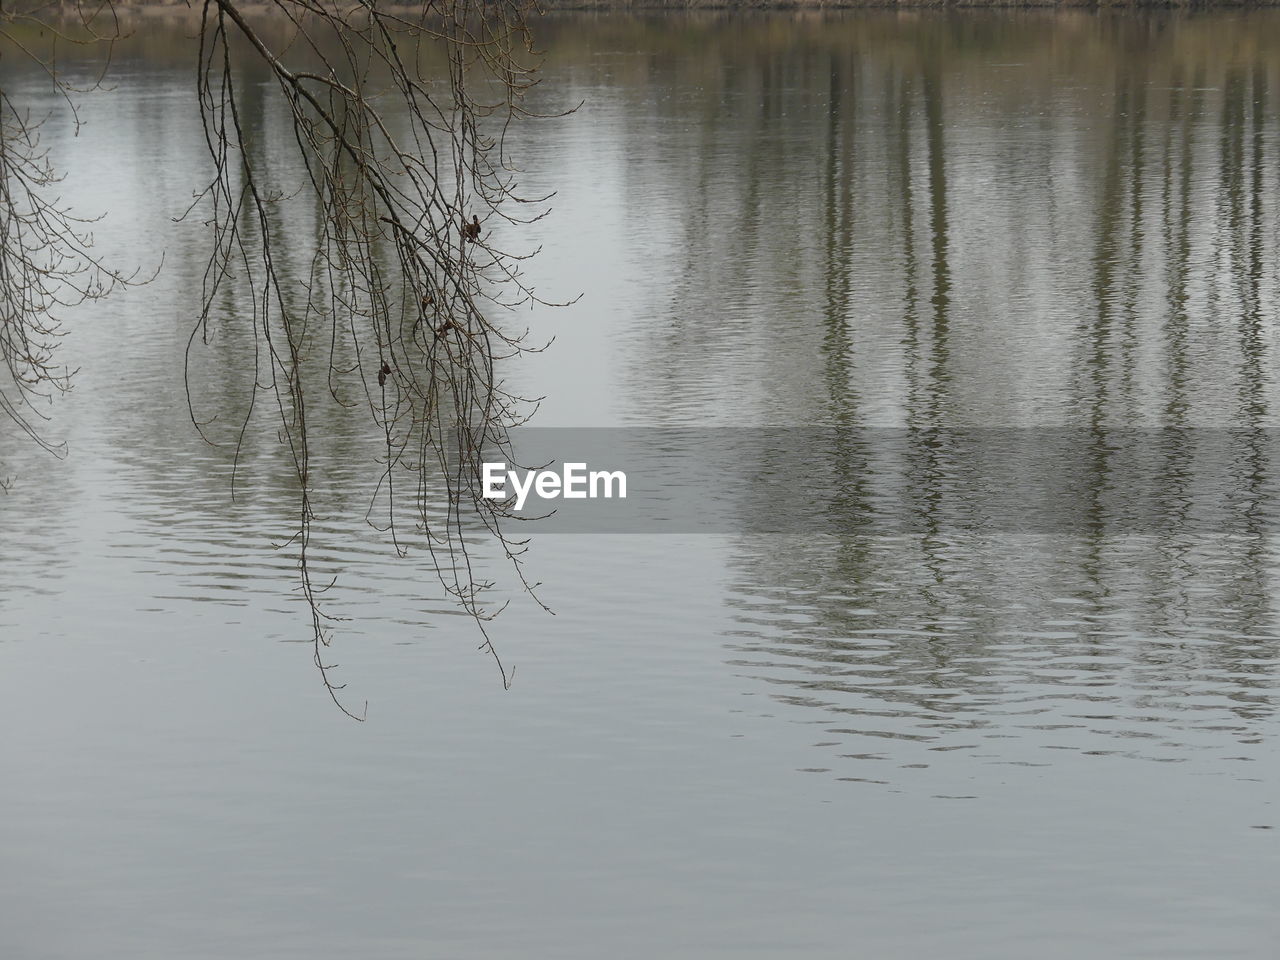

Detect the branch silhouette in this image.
[1,0,568,713]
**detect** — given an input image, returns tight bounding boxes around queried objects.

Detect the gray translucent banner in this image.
[469,428,1280,534]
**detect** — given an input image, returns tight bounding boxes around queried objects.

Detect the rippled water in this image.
[2,11,1278,959]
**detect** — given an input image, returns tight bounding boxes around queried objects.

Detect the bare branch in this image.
[183,0,565,711]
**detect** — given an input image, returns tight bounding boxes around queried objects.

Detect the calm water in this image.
[2,11,1279,959]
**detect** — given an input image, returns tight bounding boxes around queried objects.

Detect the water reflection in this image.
[567,14,1280,783]
[725,533,1278,783]
[1,13,1278,958]
[4,11,1277,784]
[0,52,465,640]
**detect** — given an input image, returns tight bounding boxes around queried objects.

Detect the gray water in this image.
[2,11,1279,959]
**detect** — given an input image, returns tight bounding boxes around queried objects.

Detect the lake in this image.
[0,10,1277,959]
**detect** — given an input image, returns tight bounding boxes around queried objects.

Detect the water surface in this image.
[1,12,1278,959]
